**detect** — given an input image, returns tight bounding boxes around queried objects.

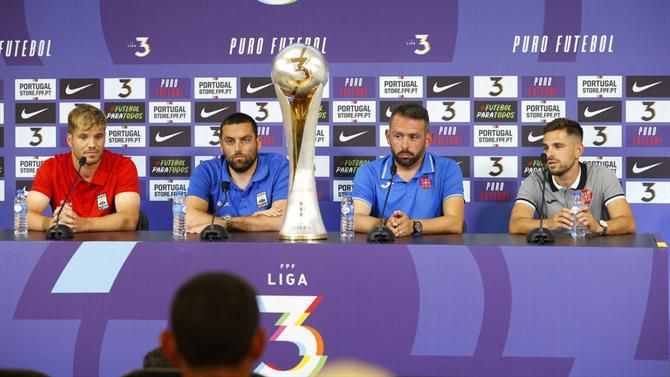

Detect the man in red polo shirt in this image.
[27,104,140,232]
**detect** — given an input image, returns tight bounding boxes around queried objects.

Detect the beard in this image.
[227,152,258,173]
[548,158,576,177]
[392,148,424,168]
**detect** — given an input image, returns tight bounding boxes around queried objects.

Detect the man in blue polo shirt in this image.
[352,103,465,237]
[185,112,289,232]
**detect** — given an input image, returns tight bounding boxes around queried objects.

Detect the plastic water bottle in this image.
[172,191,186,239]
[340,192,354,239]
[570,191,587,239]
[14,189,28,236]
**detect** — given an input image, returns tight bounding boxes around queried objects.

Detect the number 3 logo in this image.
[134,37,151,58]
[413,34,431,55]
[255,295,327,377]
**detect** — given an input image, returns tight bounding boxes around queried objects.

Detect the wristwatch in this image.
[412,220,423,236]
[598,220,608,236]
[223,214,233,231]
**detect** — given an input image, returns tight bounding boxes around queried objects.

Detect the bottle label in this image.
[341,206,352,215]
[14,204,23,213]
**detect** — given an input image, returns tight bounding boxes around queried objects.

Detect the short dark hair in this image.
[543,118,583,141]
[220,112,258,137]
[390,102,429,131]
[170,272,259,368]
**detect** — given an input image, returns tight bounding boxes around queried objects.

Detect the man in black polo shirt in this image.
[509,118,636,236]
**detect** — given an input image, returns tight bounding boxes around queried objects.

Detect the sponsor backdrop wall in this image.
[1,0,669,238]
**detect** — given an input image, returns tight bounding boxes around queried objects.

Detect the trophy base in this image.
[279,233,328,241]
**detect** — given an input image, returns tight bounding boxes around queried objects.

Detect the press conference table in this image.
[0,232,667,377]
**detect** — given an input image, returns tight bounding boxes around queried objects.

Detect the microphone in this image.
[527,153,555,244]
[200,181,230,241]
[367,163,397,243]
[46,156,87,240]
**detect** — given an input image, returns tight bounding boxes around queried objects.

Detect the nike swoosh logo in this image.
[385,107,393,118]
[632,162,662,174]
[155,131,184,143]
[246,82,273,94]
[339,131,367,142]
[200,106,229,118]
[65,83,94,95]
[20,108,49,119]
[546,199,557,204]
[632,81,662,93]
[433,81,461,93]
[527,132,544,143]
[583,106,614,118]
[381,182,391,189]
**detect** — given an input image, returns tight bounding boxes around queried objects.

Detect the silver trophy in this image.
[272,44,328,240]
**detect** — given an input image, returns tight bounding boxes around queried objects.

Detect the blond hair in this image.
[67,104,106,134]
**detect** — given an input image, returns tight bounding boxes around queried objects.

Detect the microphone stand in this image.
[200,182,230,241]
[367,164,397,243]
[46,156,87,240]
[527,155,555,244]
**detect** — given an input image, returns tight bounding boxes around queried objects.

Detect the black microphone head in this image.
[78,156,87,166]
[540,153,547,164]
[221,181,230,192]
[390,163,397,176]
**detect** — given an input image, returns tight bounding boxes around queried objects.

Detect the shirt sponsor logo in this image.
[521,76,565,98]
[257,125,283,147]
[148,101,191,123]
[443,155,470,178]
[103,78,146,99]
[582,125,622,147]
[60,79,100,99]
[473,180,517,202]
[333,180,354,202]
[149,156,192,177]
[107,126,146,147]
[333,101,375,123]
[381,100,423,123]
[15,103,56,123]
[521,126,545,147]
[126,155,146,177]
[15,156,51,178]
[581,156,622,178]
[577,75,622,98]
[241,77,276,98]
[194,77,236,99]
[15,127,57,148]
[474,76,518,98]
[333,126,376,147]
[429,125,468,146]
[474,101,517,123]
[149,179,189,201]
[521,101,565,123]
[625,181,670,204]
[626,76,670,97]
[15,79,56,100]
[474,156,518,178]
[379,76,423,98]
[473,125,517,147]
[150,126,191,147]
[315,125,330,147]
[239,101,282,123]
[625,100,670,123]
[149,78,190,99]
[521,156,544,178]
[427,76,470,98]
[626,126,669,147]
[333,77,375,98]
[626,157,670,178]
[333,156,375,177]
[194,101,237,123]
[104,102,145,123]
[59,102,101,124]
[577,101,621,122]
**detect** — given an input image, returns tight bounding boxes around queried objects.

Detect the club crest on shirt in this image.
[97,193,109,210]
[256,191,268,208]
[581,189,593,205]
[419,176,433,190]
